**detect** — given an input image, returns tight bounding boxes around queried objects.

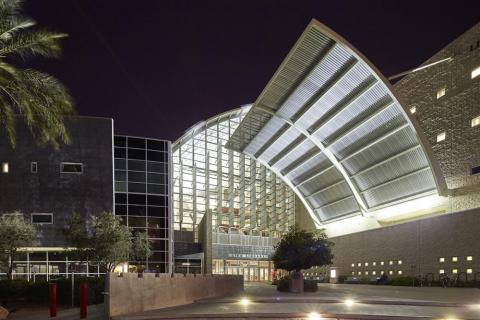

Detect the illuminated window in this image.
[1,162,8,173]
[439,257,445,263]
[365,271,369,275]
[351,263,355,267]
[357,263,361,267]
[351,271,355,275]
[389,260,393,265]
[471,66,480,79]
[452,269,458,274]
[381,271,385,275]
[60,162,83,174]
[410,106,416,114]
[467,256,473,261]
[472,116,480,127]
[436,87,446,99]
[437,132,446,142]
[398,270,403,275]
[452,256,458,262]
[388,270,393,275]
[380,261,384,266]
[467,269,473,274]
[372,262,376,266]
[439,269,445,274]
[472,166,480,176]
[372,271,376,275]
[358,271,362,275]
[398,260,403,265]
[365,262,369,267]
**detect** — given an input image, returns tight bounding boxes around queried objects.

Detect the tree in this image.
[64,212,152,272]
[272,226,333,273]
[0,0,75,148]
[0,213,36,279]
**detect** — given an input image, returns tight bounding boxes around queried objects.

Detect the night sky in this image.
[24,0,480,141]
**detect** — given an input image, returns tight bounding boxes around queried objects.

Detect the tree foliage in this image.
[272,226,333,272]
[64,212,152,272]
[0,213,36,279]
[0,0,75,148]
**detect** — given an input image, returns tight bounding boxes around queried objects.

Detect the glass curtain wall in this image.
[114,136,172,273]
[173,106,295,241]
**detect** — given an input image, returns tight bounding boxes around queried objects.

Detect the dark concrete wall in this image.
[331,208,480,278]
[0,116,114,247]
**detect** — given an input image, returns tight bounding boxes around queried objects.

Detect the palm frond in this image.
[0,29,67,59]
[0,17,35,41]
[0,93,15,146]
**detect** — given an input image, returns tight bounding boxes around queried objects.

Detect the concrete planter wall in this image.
[105,273,243,318]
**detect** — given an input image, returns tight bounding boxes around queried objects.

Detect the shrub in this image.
[0,277,105,306]
[390,276,418,286]
[304,279,318,292]
[276,276,290,292]
[338,275,347,284]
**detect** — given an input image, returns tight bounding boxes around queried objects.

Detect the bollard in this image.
[49,282,57,317]
[80,283,87,318]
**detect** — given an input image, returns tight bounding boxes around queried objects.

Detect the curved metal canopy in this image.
[226,19,447,225]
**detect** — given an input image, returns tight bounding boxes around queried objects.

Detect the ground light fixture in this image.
[307,311,322,320]
[344,299,355,306]
[239,297,250,305]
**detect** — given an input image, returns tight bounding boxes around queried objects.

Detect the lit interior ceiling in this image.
[226,19,447,225]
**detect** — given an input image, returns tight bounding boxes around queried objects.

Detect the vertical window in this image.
[467,256,473,261]
[357,263,361,267]
[439,269,445,274]
[452,256,458,262]
[1,162,8,173]
[388,270,393,275]
[452,269,458,274]
[389,260,393,265]
[351,263,355,267]
[358,271,362,275]
[409,106,416,114]
[380,261,384,266]
[372,271,376,275]
[439,257,445,263]
[471,66,480,79]
[372,262,376,266]
[467,269,473,274]
[472,115,480,127]
[31,162,38,173]
[436,132,446,142]
[365,262,369,267]
[398,270,403,275]
[398,260,403,265]
[436,87,446,99]
[365,271,369,275]
[351,271,355,275]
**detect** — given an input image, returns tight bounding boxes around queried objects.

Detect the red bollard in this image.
[49,282,57,317]
[80,283,87,319]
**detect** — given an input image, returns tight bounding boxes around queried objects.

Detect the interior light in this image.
[2,162,8,173]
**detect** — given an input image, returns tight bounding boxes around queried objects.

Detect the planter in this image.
[289,271,304,293]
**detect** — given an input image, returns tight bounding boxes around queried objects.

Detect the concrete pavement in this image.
[112,282,480,319]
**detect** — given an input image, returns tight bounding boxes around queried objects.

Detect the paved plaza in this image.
[112,282,480,319]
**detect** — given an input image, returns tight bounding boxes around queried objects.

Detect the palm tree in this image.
[0,0,74,148]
